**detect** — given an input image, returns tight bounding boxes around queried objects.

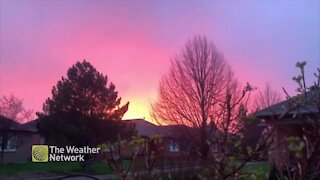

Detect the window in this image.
[0,135,17,152]
[169,141,179,152]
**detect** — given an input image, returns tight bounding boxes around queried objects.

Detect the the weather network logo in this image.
[32,145,49,162]
[32,145,101,162]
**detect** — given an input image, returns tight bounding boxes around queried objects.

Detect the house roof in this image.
[124,119,162,136]
[21,119,39,132]
[255,90,319,118]
[124,119,187,137]
[0,115,21,130]
[0,115,39,132]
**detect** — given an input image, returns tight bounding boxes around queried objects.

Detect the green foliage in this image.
[295,61,307,69]
[240,162,270,180]
[286,136,305,159]
[246,147,253,157]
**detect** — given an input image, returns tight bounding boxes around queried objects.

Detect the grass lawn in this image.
[0,160,269,179]
[0,161,112,176]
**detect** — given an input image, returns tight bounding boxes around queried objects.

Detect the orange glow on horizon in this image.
[122,96,155,123]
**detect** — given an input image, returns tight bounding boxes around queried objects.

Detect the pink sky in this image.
[0,0,319,122]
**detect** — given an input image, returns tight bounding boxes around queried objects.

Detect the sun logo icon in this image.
[32,145,48,162]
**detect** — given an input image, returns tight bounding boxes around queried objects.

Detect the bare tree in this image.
[252,83,282,111]
[0,94,33,123]
[151,35,273,179]
[152,35,234,160]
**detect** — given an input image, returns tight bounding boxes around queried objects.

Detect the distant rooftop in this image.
[255,90,319,118]
[123,118,189,137]
[0,115,38,132]
[124,118,162,136]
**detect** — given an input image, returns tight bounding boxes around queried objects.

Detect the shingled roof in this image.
[255,90,319,118]
[0,115,39,132]
[125,119,162,136]
[124,119,190,137]
[21,119,39,132]
[0,115,21,130]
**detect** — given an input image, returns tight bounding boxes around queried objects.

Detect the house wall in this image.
[268,119,320,173]
[268,123,303,165]
[2,132,43,164]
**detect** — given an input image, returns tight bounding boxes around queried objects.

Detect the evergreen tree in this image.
[38,60,133,147]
